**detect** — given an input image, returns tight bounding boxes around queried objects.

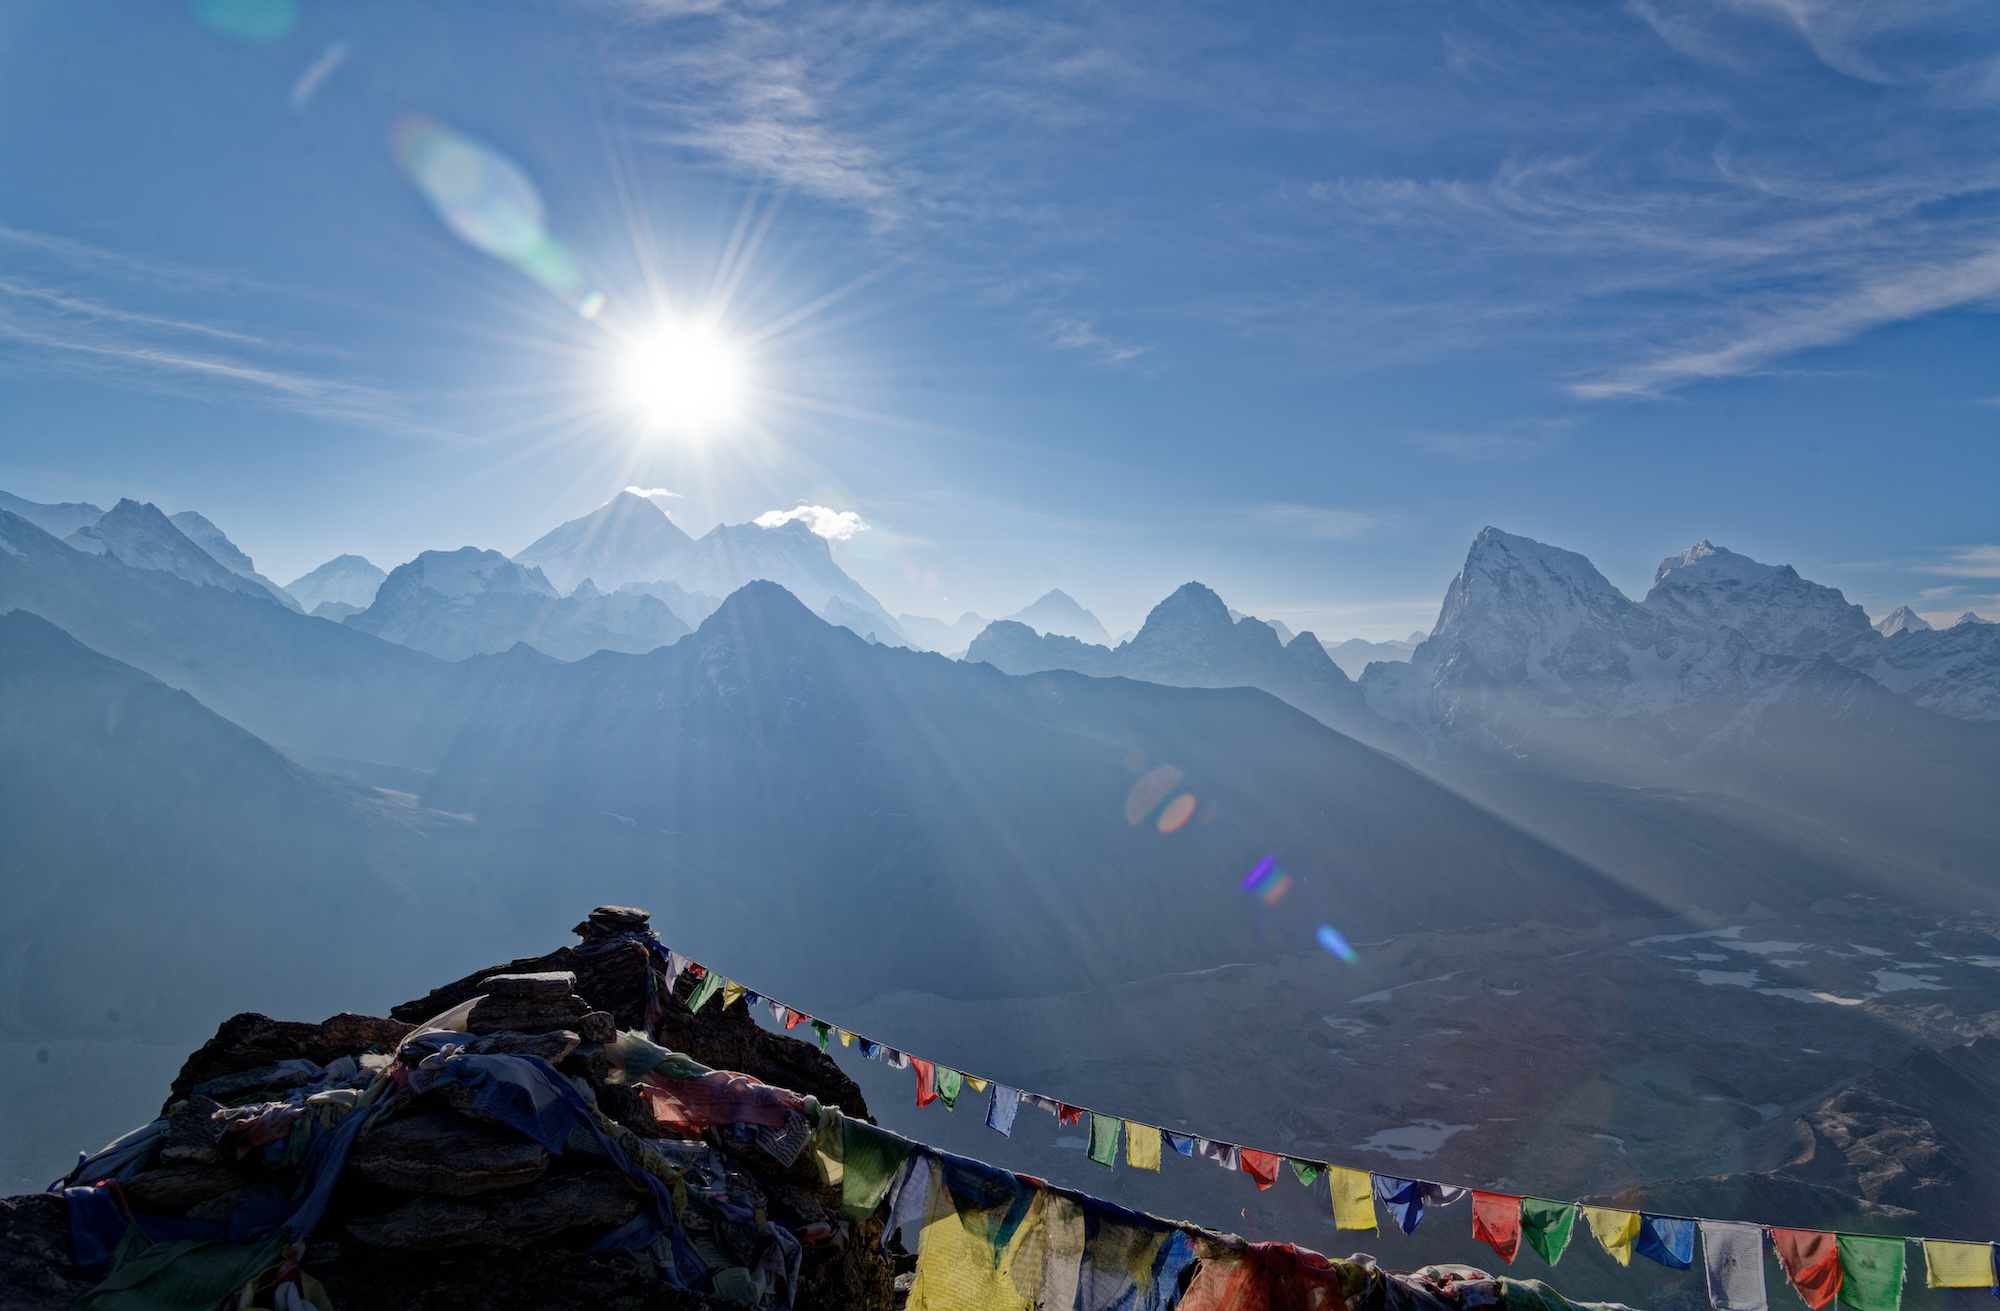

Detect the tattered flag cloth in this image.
[1636,1214,1696,1270]
[1582,1208,1642,1267]
[1329,1168,1377,1232]
[1288,1159,1324,1187]
[1473,1192,1522,1264]
[1701,1220,1768,1311]
[913,1058,939,1107]
[1238,1149,1282,1191]
[1373,1176,1467,1235]
[1522,1199,1577,1266]
[937,1068,964,1110]
[1198,1138,1241,1172]
[986,1085,1021,1137]
[1079,1199,1197,1311]
[1126,1123,1162,1172]
[1836,1234,1906,1311]
[1164,1131,1196,1158]
[1178,1236,1351,1311]
[1087,1113,1121,1167]
[1924,1240,1997,1289]
[1771,1229,1843,1310]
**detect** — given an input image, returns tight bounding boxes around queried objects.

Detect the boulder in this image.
[121,1163,248,1213]
[484,971,578,999]
[345,1169,641,1250]
[464,1030,580,1064]
[467,992,589,1036]
[351,1111,551,1196]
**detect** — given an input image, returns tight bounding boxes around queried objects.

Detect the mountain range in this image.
[7,483,2000,1245]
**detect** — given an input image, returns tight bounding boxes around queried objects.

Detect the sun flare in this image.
[617,321,749,434]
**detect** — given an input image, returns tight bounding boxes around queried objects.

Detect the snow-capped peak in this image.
[1643,539,1872,658]
[1875,606,1932,637]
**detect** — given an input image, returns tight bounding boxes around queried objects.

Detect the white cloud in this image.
[625,485,683,500]
[755,504,870,540]
[290,41,350,112]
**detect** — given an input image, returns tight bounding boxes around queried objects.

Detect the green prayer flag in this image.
[1837,1234,1907,1311]
[75,1234,283,1311]
[1087,1111,1120,1167]
[1289,1158,1326,1187]
[1521,1198,1577,1266]
[838,1117,914,1220]
[686,970,724,1013]
[937,1067,964,1110]
[812,1020,831,1053]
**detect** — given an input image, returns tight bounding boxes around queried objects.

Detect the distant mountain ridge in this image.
[64,499,284,607]
[344,547,690,661]
[287,553,386,615]
[966,581,1388,747]
[513,491,907,645]
[1003,589,1110,644]
[166,509,303,611]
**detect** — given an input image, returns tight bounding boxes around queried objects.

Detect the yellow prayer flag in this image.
[1125,1122,1161,1172]
[966,1077,989,1092]
[1924,1240,1996,1289]
[1329,1167,1376,1231]
[838,1029,857,1047]
[721,980,746,1010]
[1581,1207,1641,1266]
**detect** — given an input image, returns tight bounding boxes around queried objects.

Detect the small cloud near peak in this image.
[625,486,682,501]
[756,504,869,541]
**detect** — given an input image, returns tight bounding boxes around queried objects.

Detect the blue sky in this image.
[1,0,1997,639]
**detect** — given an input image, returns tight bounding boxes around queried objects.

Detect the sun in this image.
[617,321,749,434]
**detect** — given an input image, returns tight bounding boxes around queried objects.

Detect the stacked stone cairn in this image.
[0,907,897,1311]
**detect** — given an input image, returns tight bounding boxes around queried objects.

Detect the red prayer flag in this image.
[1239,1149,1282,1191]
[783,1010,807,1030]
[1472,1191,1522,1265]
[1771,1229,1843,1310]
[1058,1103,1085,1126]
[912,1058,938,1107]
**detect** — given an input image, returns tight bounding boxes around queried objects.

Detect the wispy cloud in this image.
[290,41,350,111]
[1411,417,1574,458]
[1935,545,2000,578]
[0,228,410,428]
[1044,316,1145,365]
[1248,503,1385,540]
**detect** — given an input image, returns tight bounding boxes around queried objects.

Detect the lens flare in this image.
[392,115,602,316]
[619,322,749,432]
[1317,924,1358,963]
[1124,765,1184,826]
[1240,853,1293,905]
[1157,793,1197,833]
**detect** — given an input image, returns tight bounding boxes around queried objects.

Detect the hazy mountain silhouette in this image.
[1003,589,1111,644]
[0,489,103,538]
[345,547,691,661]
[165,510,302,611]
[63,499,279,606]
[0,610,461,1040]
[968,581,1389,747]
[426,581,1648,1002]
[513,490,695,594]
[286,553,387,614]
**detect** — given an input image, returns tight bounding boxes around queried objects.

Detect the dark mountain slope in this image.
[425,583,1647,1003]
[0,509,492,768]
[0,611,464,1039]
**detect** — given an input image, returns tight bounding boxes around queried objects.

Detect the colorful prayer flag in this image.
[1196,1139,1240,1172]
[1164,1131,1196,1158]
[1701,1220,1768,1311]
[937,1068,964,1110]
[687,970,724,1013]
[1374,1178,1467,1236]
[812,1020,831,1053]
[913,1058,938,1107]
[1329,1168,1376,1232]
[1922,1241,1995,1290]
[1523,1198,1577,1266]
[1058,1104,1085,1127]
[1836,1234,1905,1311]
[986,1085,1020,1136]
[1088,1112,1121,1167]
[720,980,747,1010]
[1637,1215,1696,1270]
[1125,1123,1161,1172]
[966,1076,988,1093]
[838,1029,856,1047]
[1239,1149,1281,1191]
[1771,1229,1843,1310]
[784,1009,807,1030]
[1583,1208,1641,1267]
[1289,1159,1325,1187]
[1473,1191,1522,1264]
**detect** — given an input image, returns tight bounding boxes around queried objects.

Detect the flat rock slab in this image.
[482,972,577,998]
[466,993,589,1036]
[344,1170,639,1250]
[351,1111,549,1197]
